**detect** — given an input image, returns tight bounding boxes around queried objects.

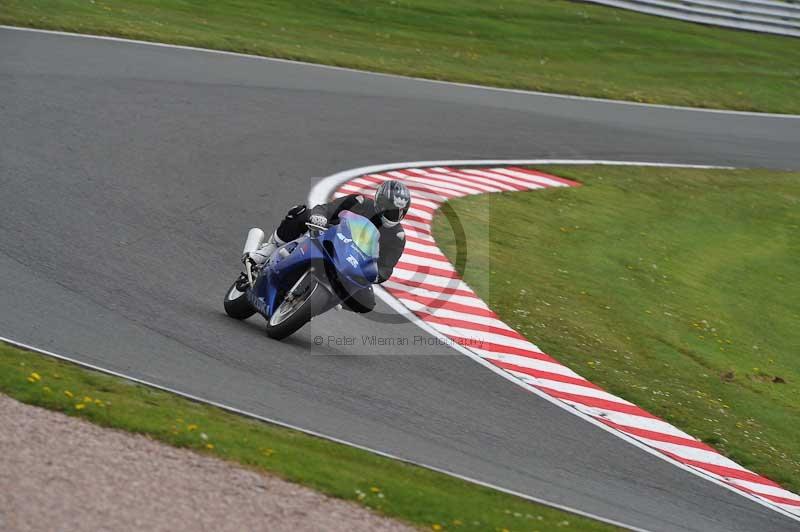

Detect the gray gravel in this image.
[0,394,415,532]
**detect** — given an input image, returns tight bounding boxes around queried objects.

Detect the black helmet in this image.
[374,180,411,227]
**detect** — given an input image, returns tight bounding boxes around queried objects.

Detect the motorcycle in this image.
[223,210,380,339]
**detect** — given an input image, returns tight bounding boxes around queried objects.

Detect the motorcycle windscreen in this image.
[340,210,380,258]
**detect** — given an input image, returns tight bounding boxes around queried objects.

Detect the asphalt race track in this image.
[2,27,800,532]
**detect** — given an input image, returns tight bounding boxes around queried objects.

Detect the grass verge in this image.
[1,0,799,113]
[0,341,617,532]
[433,166,800,493]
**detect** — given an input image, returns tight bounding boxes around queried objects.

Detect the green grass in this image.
[432,166,800,493]
[0,342,618,532]
[1,0,799,113]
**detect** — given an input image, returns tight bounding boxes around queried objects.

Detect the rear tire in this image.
[224,280,256,320]
[265,279,331,340]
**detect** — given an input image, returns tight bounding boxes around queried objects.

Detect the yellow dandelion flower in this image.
[64,390,74,398]
[94,399,103,405]
[83,396,93,403]
[30,372,41,381]
[75,403,86,410]
[431,525,442,531]
[205,443,214,449]
[370,486,381,493]
[27,377,37,383]
[187,424,198,432]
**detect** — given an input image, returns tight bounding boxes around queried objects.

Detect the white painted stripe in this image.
[776,504,800,516]
[382,278,477,297]
[477,351,587,378]
[391,297,518,329]
[388,282,491,310]
[397,251,455,271]
[405,168,504,193]
[633,437,753,469]
[725,479,800,502]
[405,207,435,221]
[461,168,546,190]
[393,220,432,236]
[418,323,542,353]
[389,268,460,287]
[520,376,637,404]
[388,170,484,195]
[425,167,519,191]
[348,180,448,204]
[382,172,471,198]
[492,167,570,187]
[564,405,706,440]
[402,226,433,238]
[403,239,446,255]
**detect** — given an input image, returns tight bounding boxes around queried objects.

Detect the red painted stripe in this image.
[404,225,432,236]
[504,167,582,187]
[492,359,604,390]
[538,386,659,419]
[597,419,716,452]
[473,339,559,362]
[394,169,483,193]
[403,213,432,225]
[402,247,450,263]
[408,168,504,192]
[413,310,528,341]
[394,261,459,280]
[350,176,448,203]
[724,481,800,507]
[407,203,439,215]
[360,174,458,199]
[659,450,784,489]
[385,277,476,298]
[454,167,545,189]
[404,234,437,246]
[427,168,527,191]
[384,286,498,318]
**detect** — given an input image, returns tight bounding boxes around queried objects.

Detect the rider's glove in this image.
[309,214,328,227]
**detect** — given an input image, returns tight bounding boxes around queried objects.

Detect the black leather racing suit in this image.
[275,194,406,312]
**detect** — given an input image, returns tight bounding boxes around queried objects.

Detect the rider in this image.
[245,180,411,313]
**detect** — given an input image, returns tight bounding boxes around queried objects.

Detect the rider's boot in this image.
[245,230,284,268]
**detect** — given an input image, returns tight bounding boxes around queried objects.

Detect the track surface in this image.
[2,28,799,532]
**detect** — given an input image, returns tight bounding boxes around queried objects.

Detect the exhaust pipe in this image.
[242,228,265,256]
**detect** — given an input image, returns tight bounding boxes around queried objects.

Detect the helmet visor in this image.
[381,207,404,223]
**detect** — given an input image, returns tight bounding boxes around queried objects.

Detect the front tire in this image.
[224,280,256,320]
[265,275,331,340]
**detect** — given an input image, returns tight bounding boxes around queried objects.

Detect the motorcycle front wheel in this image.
[265,271,331,340]
[223,279,256,320]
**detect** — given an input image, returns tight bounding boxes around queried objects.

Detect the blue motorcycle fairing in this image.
[247,211,380,318]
